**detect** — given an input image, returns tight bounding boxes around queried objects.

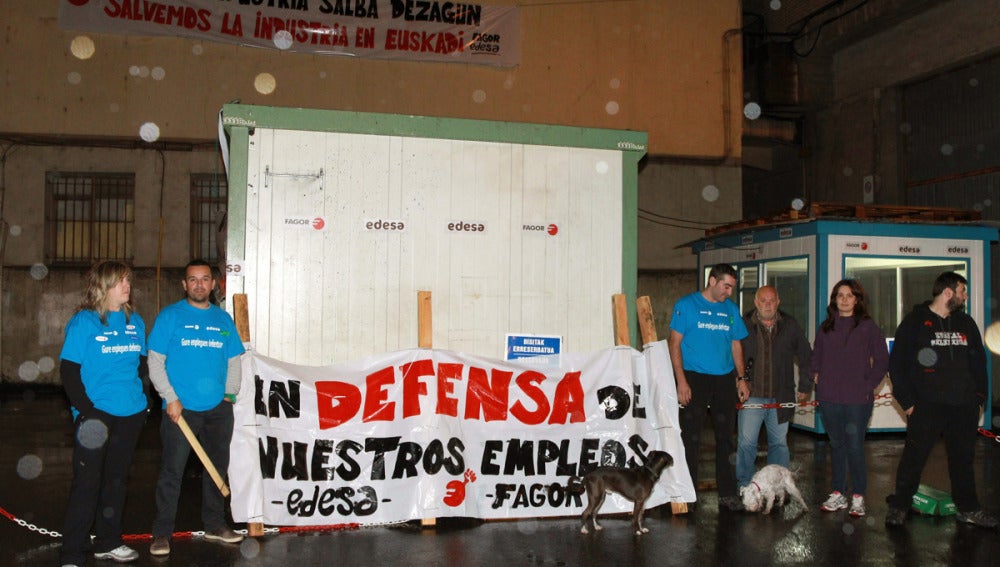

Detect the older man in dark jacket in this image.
[736,285,813,489]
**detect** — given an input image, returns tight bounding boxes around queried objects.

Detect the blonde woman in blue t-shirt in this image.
[60,261,148,566]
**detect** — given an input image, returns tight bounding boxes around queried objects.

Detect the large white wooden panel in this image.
[242,129,623,364]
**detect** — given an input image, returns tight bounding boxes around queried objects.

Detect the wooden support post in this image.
[233,293,251,343]
[636,296,657,346]
[418,291,437,528]
[612,294,629,346]
[635,295,689,515]
[232,294,266,537]
[418,291,433,348]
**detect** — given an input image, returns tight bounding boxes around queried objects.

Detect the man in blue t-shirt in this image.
[148,260,246,556]
[669,263,749,512]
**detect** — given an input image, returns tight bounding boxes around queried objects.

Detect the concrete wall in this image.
[1,1,743,159]
[637,270,699,344]
[3,267,185,386]
[1,145,222,268]
[638,159,741,270]
[803,0,1000,204]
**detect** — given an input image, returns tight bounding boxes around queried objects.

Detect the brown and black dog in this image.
[566,450,674,535]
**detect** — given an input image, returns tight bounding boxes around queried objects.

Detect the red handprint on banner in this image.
[443,469,477,507]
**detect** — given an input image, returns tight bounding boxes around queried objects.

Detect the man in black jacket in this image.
[885,271,997,529]
[736,286,813,490]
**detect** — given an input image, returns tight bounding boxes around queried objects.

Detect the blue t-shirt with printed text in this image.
[60,309,147,417]
[669,291,748,375]
[148,300,245,411]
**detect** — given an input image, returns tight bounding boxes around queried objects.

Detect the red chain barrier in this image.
[0,505,17,522]
[274,523,360,533]
[1,503,361,540]
[978,428,1000,444]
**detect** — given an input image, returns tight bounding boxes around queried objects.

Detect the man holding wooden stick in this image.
[147,260,246,556]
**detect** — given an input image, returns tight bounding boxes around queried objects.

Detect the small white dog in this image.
[741,464,808,515]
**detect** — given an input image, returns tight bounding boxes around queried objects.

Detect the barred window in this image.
[190,173,227,264]
[45,172,135,265]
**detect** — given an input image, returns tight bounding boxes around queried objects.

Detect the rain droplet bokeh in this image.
[16,455,43,480]
[273,30,294,50]
[18,361,40,382]
[38,356,55,373]
[917,347,938,367]
[240,538,261,558]
[254,73,277,95]
[70,36,96,60]
[702,185,720,202]
[78,418,110,450]
[139,122,161,143]
[29,263,49,280]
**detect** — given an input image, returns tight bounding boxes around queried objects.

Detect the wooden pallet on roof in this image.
[705,202,981,236]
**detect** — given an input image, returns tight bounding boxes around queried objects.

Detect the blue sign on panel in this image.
[505,334,562,362]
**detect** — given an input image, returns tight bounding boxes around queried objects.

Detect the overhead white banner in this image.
[58,0,520,67]
[229,341,694,525]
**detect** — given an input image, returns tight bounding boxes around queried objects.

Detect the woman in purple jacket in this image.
[811,279,889,517]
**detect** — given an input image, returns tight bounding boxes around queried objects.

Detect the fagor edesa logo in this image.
[284,216,326,230]
[364,219,406,231]
[522,223,559,236]
[447,220,486,233]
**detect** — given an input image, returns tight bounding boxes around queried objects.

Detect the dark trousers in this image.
[679,370,739,499]
[819,401,873,495]
[889,401,981,512]
[152,401,234,537]
[60,410,146,565]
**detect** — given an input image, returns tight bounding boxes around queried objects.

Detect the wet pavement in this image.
[1,388,997,566]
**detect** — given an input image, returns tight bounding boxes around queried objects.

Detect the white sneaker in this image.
[849,494,866,517]
[821,491,848,512]
[93,545,139,563]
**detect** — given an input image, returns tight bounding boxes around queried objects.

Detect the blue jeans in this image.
[736,398,789,487]
[152,401,234,536]
[819,401,873,495]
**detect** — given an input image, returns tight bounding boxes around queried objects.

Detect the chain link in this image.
[739,392,897,411]
[3,502,410,541]
[978,428,1000,444]
[12,516,61,539]
[739,401,817,410]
